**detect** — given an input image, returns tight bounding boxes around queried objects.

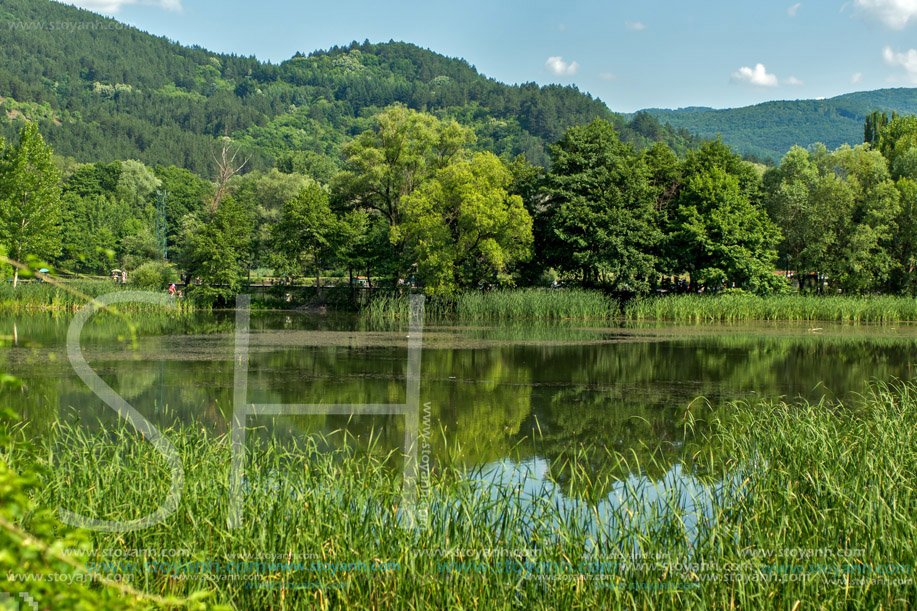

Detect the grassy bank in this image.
[0,281,195,312]
[369,290,917,324]
[8,282,917,325]
[2,382,916,608]
[625,293,917,323]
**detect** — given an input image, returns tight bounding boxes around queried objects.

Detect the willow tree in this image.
[401,152,532,295]
[334,105,475,283]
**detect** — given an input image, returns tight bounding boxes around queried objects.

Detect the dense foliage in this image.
[4,1,917,299]
[647,89,917,164]
[0,0,699,175]
[4,105,917,299]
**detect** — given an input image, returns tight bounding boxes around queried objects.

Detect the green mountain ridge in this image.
[643,89,917,163]
[0,0,699,176]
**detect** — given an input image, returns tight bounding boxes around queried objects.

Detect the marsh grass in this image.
[365,289,620,325]
[4,380,917,608]
[626,294,917,323]
[0,281,195,312]
[369,291,917,326]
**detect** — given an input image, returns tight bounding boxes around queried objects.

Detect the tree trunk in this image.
[12,268,18,289]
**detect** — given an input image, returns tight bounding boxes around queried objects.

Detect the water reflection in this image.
[2,311,916,504]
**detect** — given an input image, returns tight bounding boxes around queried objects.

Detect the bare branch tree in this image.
[210,135,250,215]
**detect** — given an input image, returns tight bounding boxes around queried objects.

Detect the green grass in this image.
[3,381,917,608]
[0,281,196,312]
[364,288,620,325]
[625,293,917,323]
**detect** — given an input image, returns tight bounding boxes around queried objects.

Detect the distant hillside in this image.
[0,0,699,175]
[644,89,917,163]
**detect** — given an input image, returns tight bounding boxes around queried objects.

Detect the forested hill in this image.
[0,0,699,175]
[644,89,917,164]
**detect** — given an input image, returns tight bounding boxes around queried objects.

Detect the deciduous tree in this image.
[401,151,532,295]
[0,123,62,287]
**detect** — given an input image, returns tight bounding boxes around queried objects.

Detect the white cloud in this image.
[625,21,647,31]
[731,63,779,87]
[783,76,804,85]
[788,3,802,17]
[854,0,917,29]
[598,72,616,81]
[55,0,181,14]
[557,23,568,31]
[545,56,579,76]
[883,45,917,82]
[852,71,864,83]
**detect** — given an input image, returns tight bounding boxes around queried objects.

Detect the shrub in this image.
[130,261,177,290]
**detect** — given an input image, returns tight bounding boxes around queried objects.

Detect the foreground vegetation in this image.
[2,380,916,608]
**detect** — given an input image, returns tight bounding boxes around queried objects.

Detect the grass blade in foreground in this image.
[4,380,917,608]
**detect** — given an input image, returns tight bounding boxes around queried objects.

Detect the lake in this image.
[2,309,916,511]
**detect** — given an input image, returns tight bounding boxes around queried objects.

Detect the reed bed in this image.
[3,380,916,608]
[0,281,196,312]
[365,288,620,325]
[455,288,619,321]
[625,293,917,323]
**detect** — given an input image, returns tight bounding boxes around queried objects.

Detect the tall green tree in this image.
[877,114,917,181]
[335,106,474,226]
[763,146,826,277]
[335,106,475,283]
[270,184,337,286]
[0,123,62,287]
[152,165,213,246]
[116,159,161,224]
[668,140,781,291]
[540,119,660,292]
[828,144,901,293]
[181,196,253,302]
[401,152,533,295]
[865,110,891,149]
[764,143,902,293]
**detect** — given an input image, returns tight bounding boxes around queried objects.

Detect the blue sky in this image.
[56,0,917,112]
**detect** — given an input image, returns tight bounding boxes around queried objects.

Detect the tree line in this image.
[0,0,699,174]
[3,106,917,300]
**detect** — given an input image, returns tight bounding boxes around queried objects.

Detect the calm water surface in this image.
[2,310,916,521]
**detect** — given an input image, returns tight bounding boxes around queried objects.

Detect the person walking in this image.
[169,283,176,297]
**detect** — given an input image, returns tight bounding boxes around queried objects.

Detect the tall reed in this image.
[626,293,917,323]
[0,281,196,312]
[365,289,620,325]
[5,380,917,608]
